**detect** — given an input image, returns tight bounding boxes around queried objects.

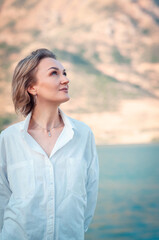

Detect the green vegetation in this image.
[0,42,20,55]
[0,0,5,8]
[5,20,16,30]
[94,74,145,106]
[12,0,27,7]
[90,1,119,14]
[143,44,159,63]
[12,0,38,9]
[0,114,17,132]
[0,42,20,81]
[112,47,131,64]
[142,28,150,35]
[30,29,41,37]
[101,2,119,13]
[53,48,101,75]
[92,52,101,62]
[53,49,88,65]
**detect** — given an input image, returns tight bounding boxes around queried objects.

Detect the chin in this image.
[60,96,70,104]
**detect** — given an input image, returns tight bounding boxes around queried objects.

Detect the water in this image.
[85,144,159,240]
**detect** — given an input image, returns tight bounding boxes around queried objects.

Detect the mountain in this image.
[0,0,159,144]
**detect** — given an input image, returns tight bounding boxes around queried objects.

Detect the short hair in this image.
[12,48,56,117]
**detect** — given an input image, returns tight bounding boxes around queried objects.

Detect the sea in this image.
[85,144,159,240]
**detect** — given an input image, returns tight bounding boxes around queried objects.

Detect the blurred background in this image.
[0,0,159,239]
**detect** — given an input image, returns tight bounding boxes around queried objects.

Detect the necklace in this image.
[33,115,62,137]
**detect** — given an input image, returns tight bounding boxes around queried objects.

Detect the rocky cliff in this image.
[0,0,159,144]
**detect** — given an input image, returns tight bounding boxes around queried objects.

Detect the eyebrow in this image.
[47,67,66,72]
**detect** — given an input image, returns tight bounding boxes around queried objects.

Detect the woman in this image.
[0,48,99,240]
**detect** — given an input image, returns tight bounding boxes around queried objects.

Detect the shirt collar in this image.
[21,107,77,133]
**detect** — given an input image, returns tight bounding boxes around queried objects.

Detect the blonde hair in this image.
[12,48,56,117]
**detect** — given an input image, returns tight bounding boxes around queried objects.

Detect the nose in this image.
[60,75,70,85]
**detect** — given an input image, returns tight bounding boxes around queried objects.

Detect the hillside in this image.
[0,0,159,144]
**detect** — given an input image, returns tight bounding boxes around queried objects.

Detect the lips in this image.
[59,87,68,91]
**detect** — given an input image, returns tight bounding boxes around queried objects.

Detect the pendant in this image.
[48,131,51,137]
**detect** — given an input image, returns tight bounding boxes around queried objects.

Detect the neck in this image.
[30,102,61,130]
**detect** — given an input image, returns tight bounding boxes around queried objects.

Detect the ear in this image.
[27,85,37,96]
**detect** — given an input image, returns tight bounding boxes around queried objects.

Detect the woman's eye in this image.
[63,72,67,76]
[51,71,57,75]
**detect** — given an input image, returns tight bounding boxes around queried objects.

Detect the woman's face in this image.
[29,57,70,105]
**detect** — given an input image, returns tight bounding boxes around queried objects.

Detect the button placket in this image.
[45,157,56,239]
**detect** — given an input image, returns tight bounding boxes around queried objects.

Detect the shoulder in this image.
[68,116,93,135]
[0,120,24,139]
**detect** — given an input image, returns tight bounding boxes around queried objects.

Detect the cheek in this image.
[39,81,58,92]
[37,80,61,100]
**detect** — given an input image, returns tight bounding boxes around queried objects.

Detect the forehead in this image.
[36,57,64,73]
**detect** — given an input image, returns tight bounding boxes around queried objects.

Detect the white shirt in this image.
[0,109,99,240]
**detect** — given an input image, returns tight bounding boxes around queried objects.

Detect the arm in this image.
[84,130,99,232]
[0,131,11,232]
